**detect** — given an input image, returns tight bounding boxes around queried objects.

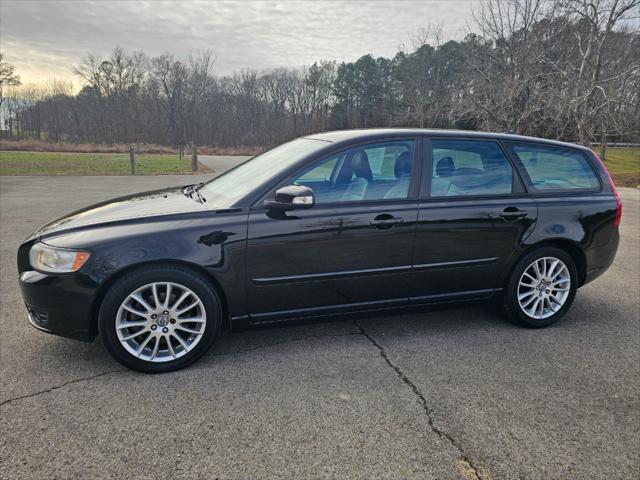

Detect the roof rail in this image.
[503,130,517,135]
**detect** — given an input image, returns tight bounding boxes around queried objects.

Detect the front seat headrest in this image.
[394,151,412,178]
[436,156,455,177]
[352,151,373,182]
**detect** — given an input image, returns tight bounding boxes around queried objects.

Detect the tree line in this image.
[1,0,638,149]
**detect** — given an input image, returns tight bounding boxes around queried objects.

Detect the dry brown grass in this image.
[0,139,264,156]
[198,145,264,156]
[611,172,640,188]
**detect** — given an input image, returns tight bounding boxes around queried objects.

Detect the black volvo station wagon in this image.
[18,129,621,372]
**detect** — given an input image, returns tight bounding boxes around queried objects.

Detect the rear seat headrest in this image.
[436,157,455,177]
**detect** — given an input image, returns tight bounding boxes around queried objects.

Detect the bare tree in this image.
[556,0,640,144]
[150,53,188,144]
[8,9,639,148]
[0,54,21,110]
[468,0,549,132]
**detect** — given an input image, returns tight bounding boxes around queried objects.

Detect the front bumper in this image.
[19,270,99,341]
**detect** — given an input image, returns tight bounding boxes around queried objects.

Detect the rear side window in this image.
[510,144,599,191]
[431,140,514,197]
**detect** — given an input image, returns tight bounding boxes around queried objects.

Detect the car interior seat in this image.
[384,151,412,199]
[341,151,373,201]
[447,167,487,195]
[431,156,455,196]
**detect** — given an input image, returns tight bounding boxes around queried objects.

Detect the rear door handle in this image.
[499,208,528,221]
[370,214,404,229]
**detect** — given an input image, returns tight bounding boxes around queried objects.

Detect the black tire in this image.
[503,246,578,328]
[99,265,222,373]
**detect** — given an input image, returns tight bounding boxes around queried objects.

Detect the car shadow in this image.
[200,301,515,363]
[27,290,626,376]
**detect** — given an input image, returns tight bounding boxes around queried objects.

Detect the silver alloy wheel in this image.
[115,282,206,362]
[517,256,571,320]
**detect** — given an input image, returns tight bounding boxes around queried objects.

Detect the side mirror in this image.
[263,185,315,210]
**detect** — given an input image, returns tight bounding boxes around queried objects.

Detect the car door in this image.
[410,137,538,303]
[245,138,422,322]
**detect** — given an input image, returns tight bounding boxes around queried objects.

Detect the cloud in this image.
[1,0,476,85]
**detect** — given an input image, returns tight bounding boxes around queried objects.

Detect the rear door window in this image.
[431,140,514,197]
[509,143,599,191]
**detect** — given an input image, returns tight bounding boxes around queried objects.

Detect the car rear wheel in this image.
[504,247,578,327]
[99,265,221,372]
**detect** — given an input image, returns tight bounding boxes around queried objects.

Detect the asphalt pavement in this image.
[0,164,638,479]
[198,155,251,173]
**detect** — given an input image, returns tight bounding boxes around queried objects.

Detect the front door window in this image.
[291,141,415,203]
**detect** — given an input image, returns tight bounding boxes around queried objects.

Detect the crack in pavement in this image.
[4,323,488,477]
[353,319,486,480]
[0,369,127,407]
[0,332,361,407]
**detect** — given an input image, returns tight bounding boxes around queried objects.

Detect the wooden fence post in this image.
[191,144,198,173]
[129,145,136,175]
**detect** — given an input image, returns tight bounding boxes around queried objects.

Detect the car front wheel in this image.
[99,265,221,372]
[504,247,578,327]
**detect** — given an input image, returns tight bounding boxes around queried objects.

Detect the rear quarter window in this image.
[510,143,599,192]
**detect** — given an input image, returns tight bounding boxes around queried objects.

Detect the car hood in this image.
[35,186,212,238]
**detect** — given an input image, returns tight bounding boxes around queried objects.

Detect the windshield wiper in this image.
[182,183,206,203]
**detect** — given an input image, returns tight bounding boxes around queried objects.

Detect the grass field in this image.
[600,147,640,173]
[0,151,211,175]
[599,147,640,187]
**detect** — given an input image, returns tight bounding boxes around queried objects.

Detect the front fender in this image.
[39,211,249,321]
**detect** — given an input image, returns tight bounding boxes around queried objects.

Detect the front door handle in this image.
[370,214,404,229]
[499,207,528,221]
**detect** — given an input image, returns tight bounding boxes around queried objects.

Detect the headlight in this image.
[29,243,90,273]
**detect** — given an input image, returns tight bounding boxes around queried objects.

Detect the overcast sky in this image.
[1,0,477,86]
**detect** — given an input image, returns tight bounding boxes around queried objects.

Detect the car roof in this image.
[305,128,590,151]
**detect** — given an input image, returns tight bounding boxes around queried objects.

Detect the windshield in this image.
[197,138,329,207]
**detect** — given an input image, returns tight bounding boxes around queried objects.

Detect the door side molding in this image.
[252,264,412,285]
[252,257,499,286]
[412,257,499,271]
